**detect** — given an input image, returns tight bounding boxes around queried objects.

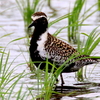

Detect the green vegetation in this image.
[68,0,86,43]
[0,48,28,100]
[16,0,46,35]
[76,26,100,81]
[67,0,98,44]
[98,0,100,11]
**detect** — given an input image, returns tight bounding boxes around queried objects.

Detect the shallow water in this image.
[0,0,100,100]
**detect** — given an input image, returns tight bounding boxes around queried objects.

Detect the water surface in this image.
[0,0,100,100]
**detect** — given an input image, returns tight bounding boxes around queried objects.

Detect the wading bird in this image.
[28,12,99,86]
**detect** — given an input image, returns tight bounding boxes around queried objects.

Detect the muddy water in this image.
[0,0,100,100]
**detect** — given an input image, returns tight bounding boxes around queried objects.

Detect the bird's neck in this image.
[30,26,48,45]
[33,24,48,38]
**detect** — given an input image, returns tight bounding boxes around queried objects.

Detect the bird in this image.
[28,12,99,86]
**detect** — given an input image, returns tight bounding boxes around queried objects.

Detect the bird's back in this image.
[35,33,99,72]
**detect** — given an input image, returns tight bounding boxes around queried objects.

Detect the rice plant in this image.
[35,61,56,99]
[34,54,81,99]
[0,27,13,53]
[49,13,70,28]
[0,33,32,99]
[16,0,45,35]
[97,0,100,19]
[68,0,98,44]
[68,0,86,43]
[97,0,100,11]
[0,49,27,100]
[76,26,100,81]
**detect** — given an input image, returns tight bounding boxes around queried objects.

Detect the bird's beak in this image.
[28,21,34,28]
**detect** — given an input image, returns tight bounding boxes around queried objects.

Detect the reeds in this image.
[16,0,44,35]
[0,49,28,100]
[76,26,100,81]
[68,0,85,43]
[34,54,82,99]
[98,0,100,11]
[68,0,98,44]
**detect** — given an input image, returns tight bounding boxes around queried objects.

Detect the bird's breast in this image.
[36,31,51,59]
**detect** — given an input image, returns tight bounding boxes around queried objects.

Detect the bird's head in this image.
[28,12,48,28]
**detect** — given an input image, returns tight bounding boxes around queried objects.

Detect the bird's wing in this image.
[45,33,77,64]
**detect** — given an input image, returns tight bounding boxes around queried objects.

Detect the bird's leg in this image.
[54,74,58,85]
[56,78,58,83]
[54,74,59,91]
[54,74,65,92]
[60,73,65,86]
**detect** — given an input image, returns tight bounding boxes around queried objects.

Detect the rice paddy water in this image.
[0,0,100,100]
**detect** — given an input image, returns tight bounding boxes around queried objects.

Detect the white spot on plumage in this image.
[31,15,47,21]
[37,31,51,59]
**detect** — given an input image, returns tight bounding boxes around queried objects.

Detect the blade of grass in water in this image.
[68,1,98,44]
[68,0,86,43]
[49,13,70,27]
[97,0,100,11]
[82,26,100,55]
[0,47,31,99]
[76,26,100,81]
[16,0,45,34]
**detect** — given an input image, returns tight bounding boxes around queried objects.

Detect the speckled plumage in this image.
[45,33,76,64]
[44,33,98,72]
[28,12,99,84]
